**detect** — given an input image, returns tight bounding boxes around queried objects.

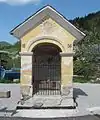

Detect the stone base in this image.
[21,85,33,99]
[17,95,75,109]
[61,85,73,98]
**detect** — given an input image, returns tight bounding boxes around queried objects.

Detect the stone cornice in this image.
[60,52,75,57]
[19,52,33,56]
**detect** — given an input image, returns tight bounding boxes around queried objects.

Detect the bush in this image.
[73,76,91,83]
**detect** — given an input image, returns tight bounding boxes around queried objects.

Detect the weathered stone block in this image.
[21,85,31,97]
[0,91,10,98]
[21,85,33,98]
[61,85,73,97]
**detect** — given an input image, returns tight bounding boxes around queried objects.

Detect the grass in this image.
[73,77,91,83]
[0,78,20,83]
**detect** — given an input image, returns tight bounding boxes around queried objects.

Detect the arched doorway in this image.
[32,43,62,95]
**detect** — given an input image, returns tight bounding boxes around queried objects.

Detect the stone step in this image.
[17,97,76,109]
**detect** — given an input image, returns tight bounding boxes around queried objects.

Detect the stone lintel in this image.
[19,52,33,56]
[60,52,75,57]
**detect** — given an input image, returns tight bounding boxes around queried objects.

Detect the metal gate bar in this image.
[33,64,61,95]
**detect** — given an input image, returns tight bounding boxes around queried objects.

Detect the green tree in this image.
[74,28,100,80]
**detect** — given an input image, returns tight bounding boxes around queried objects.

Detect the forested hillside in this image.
[0,41,21,69]
[71,11,100,81]
[70,11,100,33]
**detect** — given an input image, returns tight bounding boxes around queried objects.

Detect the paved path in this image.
[14,109,77,118]
[0,115,100,120]
[74,83,100,116]
[0,84,20,116]
[0,83,100,118]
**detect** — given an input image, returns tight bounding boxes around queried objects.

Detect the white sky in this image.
[0,0,40,5]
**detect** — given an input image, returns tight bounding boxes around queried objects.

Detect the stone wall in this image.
[20,17,76,97]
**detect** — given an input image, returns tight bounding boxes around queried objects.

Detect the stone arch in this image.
[26,36,65,52]
[31,40,62,95]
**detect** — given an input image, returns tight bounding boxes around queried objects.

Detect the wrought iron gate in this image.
[33,55,61,95]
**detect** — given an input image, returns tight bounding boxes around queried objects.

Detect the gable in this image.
[21,17,76,42]
[21,17,76,52]
[10,5,85,41]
